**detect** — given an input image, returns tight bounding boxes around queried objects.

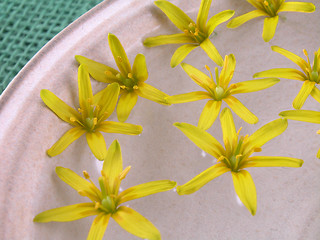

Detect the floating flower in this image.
[34,140,176,240]
[254,46,320,109]
[174,108,303,215]
[41,65,142,160]
[76,33,170,122]
[227,0,315,42]
[143,0,235,67]
[167,54,279,130]
[280,109,320,158]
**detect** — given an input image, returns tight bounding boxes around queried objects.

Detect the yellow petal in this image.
[181,62,214,90]
[132,54,148,82]
[154,0,195,31]
[117,91,139,122]
[102,140,123,194]
[279,110,320,124]
[207,10,235,36]
[136,82,170,105]
[242,156,303,168]
[33,203,98,223]
[78,65,93,115]
[220,108,237,149]
[177,164,229,195]
[87,213,111,240]
[278,2,316,13]
[230,78,280,94]
[219,54,236,88]
[198,100,221,130]
[224,96,258,124]
[262,16,278,42]
[197,0,212,32]
[47,127,86,157]
[118,180,176,204]
[86,132,107,160]
[98,121,143,135]
[246,0,263,10]
[112,206,161,240]
[227,10,267,28]
[231,170,257,216]
[253,68,306,81]
[40,89,81,125]
[171,44,199,68]
[292,80,315,109]
[143,33,196,47]
[166,91,211,104]
[174,122,224,159]
[310,87,320,104]
[108,33,131,76]
[200,38,223,66]
[55,167,101,202]
[75,55,119,83]
[317,147,320,159]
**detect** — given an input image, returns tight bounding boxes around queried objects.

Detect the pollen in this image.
[117,56,123,62]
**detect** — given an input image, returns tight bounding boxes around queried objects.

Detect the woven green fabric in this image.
[0,0,102,94]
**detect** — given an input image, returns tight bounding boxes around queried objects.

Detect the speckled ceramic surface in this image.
[1,0,320,239]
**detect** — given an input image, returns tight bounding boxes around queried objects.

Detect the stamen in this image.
[229,84,237,89]
[215,67,219,86]
[254,147,262,152]
[128,73,133,78]
[78,108,84,113]
[133,85,139,90]
[117,56,123,62]
[87,98,92,104]
[120,166,131,180]
[83,170,90,179]
[93,118,97,126]
[217,156,225,162]
[236,154,242,160]
[237,127,243,136]
[99,176,107,199]
[69,117,76,122]
[303,49,310,65]
[95,202,100,209]
[188,22,194,28]
[116,73,121,79]
[105,70,113,76]
[120,85,126,89]
[183,29,189,34]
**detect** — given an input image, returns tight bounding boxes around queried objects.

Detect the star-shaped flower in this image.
[76,33,170,123]
[174,108,303,215]
[41,65,142,160]
[143,0,235,67]
[34,140,176,240]
[227,0,315,42]
[280,109,320,158]
[254,46,320,109]
[167,54,279,130]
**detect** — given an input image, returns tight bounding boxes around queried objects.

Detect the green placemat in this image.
[0,0,103,94]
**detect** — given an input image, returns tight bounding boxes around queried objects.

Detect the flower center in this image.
[260,0,282,16]
[303,50,320,83]
[184,22,206,43]
[117,72,139,91]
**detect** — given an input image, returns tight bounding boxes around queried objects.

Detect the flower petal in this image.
[171,44,199,68]
[197,0,212,32]
[78,65,93,115]
[220,108,237,148]
[166,91,211,104]
[108,33,131,76]
[224,96,258,124]
[181,62,214,90]
[292,80,315,109]
[219,54,236,89]
[262,16,278,42]
[86,132,107,160]
[279,110,320,124]
[278,2,316,13]
[200,38,223,66]
[227,10,267,28]
[112,206,161,240]
[317,148,320,159]
[174,122,224,159]
[177,164,229,195]
[87,213,111,240]
[246,0,263,10]
[207,10,235,36]
[75,55,119,83]
[98,121,143,135]
[253,68,306,81]
[230,78,280,94]
[117,91,139,122]
[154,0,195,31]
[118,180,176,204]
[47,127,86,157]
[143,33,196,47]
[136,82,170,105]
[231,170,257,216]
[40,89,81,125]
[132,54,148,82]
[33,203,98,223]
[310,87,320,104]
[242,156,303,168]
[198,100,222,130]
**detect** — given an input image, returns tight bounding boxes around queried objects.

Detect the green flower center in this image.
[260,0,282,16]
[117,73,139,91]
[184,22,206,43]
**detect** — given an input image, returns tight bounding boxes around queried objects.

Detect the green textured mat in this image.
[0,0,102,94]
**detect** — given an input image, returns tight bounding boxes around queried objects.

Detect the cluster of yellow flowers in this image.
[34,0,317,239]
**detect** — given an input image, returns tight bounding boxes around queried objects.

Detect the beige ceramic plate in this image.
[1,0,320,239]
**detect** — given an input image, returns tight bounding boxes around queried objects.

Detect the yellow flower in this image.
[41,65,142,160]
[174,108,303,215]
[280,109,320,158]
[76,33,170,123]
[143,0,235,67]
[254,46,320,109]
[167,54,279,130]
[227,0,315,42]
[34,140,176,240]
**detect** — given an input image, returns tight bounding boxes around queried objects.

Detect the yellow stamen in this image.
[93,118,97,126]
[133,85,139,90]
[236,154,242,160]
[264,0,269,6]
[217,156,225,162]
[254,147,262,152]
[83,170,90,179]
[229,83,237,89]
[105,70,113,76]
[128,73,133,78]
[120,166,131,180]
[237,127,243,136]
[69,117,76,122]
[120,85,126,89]
[188,22,194,28]
[116,73,121,79]
[183,29,189,34]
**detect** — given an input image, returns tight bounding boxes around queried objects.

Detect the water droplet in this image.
[201,150,206,157]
